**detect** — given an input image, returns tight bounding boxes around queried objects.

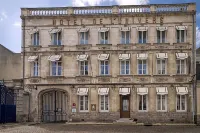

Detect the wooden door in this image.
[120,95,130,118]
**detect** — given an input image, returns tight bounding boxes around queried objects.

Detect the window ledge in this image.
[28,45,42,48]
[96,44,112,46]
[79,111,89,113]
[174,74,188,76]
[134,74,151,76]
[96,75,112,77]
[76,44,92,46]
[75,75,92,78]
[29,76,41,78]
[153,43,170,45]
[48,45,64,47]
[135,43,151,45]
[117,43,133,45]
[117,74,133,77]
[173,42,190,45]
[154,74,170,76]
[47,76,65,79]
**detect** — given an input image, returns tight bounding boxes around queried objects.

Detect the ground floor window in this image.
[100,95,109,112]
[157,95,167,111]
[138,95,147,111]
[177,95,187,111]
[79,95,88,112]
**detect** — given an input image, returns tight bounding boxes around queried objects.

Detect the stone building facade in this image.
[21,3,196,123]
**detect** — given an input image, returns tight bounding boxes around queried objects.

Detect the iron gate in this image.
[42,90,67,122]
[0,82,16,123]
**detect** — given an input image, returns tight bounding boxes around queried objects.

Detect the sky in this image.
[0,0,199,53]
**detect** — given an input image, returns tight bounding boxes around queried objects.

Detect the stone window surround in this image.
[156,59,167,75]
[33,60,39,77]
[157,30,167,43]
[79,60,89,76]
[138,94,148,112]
[176,59,187,75]
[50,60,62,76]
[99,60,109,75]
[32,32,40,46]
[137,59,148,75]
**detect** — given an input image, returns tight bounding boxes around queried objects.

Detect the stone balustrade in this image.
[21,3,195,17]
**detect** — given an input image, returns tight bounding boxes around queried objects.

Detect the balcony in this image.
[21,3,195,17]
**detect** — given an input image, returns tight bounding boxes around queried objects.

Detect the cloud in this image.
[0,11,7,22]
[72,0,149,6]
[197,13,200,18]
[13,21,21,27]
[196,26,200,48]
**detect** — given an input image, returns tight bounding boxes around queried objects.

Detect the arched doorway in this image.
[41,90,67,122]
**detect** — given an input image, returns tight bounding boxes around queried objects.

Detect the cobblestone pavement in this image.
[0,123,200,133]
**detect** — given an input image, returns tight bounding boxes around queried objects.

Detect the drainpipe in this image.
[192,12,197,124]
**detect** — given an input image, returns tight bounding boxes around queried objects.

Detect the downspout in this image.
[192,12,197,124]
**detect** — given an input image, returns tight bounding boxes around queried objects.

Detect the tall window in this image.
[138,60,147,74]
[157,31,166,43]
[121,31,130,44]
[80,32,88,44]
[100,32,108,44]
[52,32,61,45]
[177,30,186,43]
[120,60,130,75]
[138,31,147,43]
[100,95,109,112]
[176,60,186,74]
[33,61,39,76]
[157,59,166,74]
[80,61,88,75]
[177,95,186,111]
[79,95,88,111]
[157,95,167,111]
[51,61,62,76]
[100,60,109,75]
[138,95,147,111]
[32,32,39,46]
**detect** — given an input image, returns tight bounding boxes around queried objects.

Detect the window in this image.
[32,32,39,46]
[80,61,88,75]
[80,32,88,44]
[100,60,109,75]
[138,60,147,74]
[121,31,130,44]
[157,95,167,111]
[177,30,186,43]
[157,30,166,43]
[138,95,147,111]
[52,32,61,45]
[157,59,166,74]
[138,31,147,43]
[100,32,108,44]
[33,61,39,76]
[100,95,109,112]
[120,60,130,75]
[79,95,89,111]
[51,61,62,76]
[176,60,186,74]
[177,95,186,111]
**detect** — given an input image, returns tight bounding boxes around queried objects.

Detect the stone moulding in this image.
[28,77,41,83]
[76,44,92,50]
[48,45,64,51]
[117,44,133,50]
[96,44,112,50]
[75,76,91,83]
[29,45,42,51]
[97,76,111,83]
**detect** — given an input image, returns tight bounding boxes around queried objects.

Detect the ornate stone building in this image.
[21,3,197,123]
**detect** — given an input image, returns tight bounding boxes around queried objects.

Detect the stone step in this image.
[116,118,135,123]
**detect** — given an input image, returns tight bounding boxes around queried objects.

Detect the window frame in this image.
[176,30,187,43]
[99,31,109,44]
[32,32,39,46]
[138,31,147,43]
[156,94,167,112]
[156,59,167,75]
[176,94,187,112]
[121,31,130,44]
[50,60,62,76]
[80,32,89,44]
[138,95,148,112]
[99,95,109,112]
[33,60,39,76]
[137,59,148,75]
[157,30,166,43]
[52,32,62,45]
[79,61,89,76]
[120,60,130,75]
[176,59,186,75]
[79,95,89,112]
[99,60,109,75]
